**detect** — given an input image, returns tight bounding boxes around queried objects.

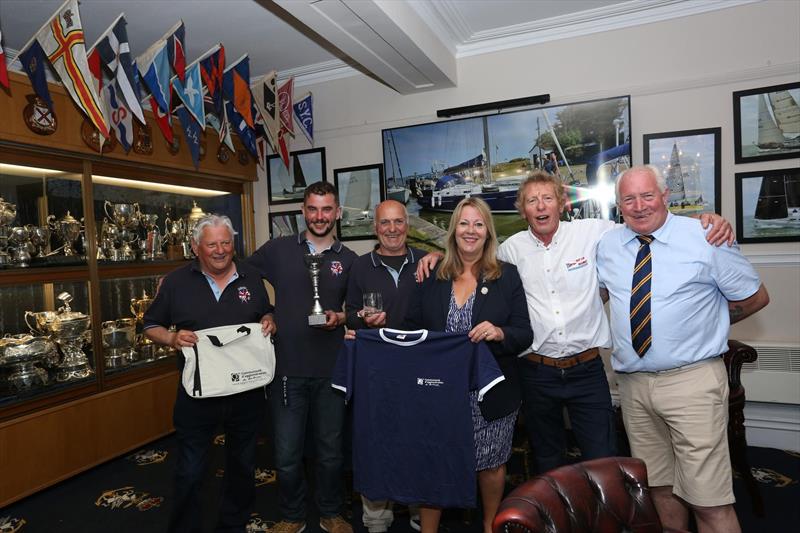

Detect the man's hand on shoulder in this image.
[415,251,443,282]
[699,212,734,247]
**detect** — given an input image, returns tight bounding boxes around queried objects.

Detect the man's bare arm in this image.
[729,283,769,324]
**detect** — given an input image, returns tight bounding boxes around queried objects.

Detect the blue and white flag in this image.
[102,81,133,152]
[137,39,170,114]
[18,39,54,108]
[172,62,204,129]
[293,92,313,145]
[226,99,258,158]
[90,14,144,124]
[176,105,201,169]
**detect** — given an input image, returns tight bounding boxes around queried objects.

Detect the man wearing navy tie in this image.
[596,165,769,533]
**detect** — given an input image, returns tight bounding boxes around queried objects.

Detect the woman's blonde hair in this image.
[437,196,502,281]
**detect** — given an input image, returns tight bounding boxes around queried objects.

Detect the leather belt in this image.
[524,347,600,369]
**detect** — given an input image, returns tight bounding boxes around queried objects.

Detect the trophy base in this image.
[105,349,132,368]
[166,244,184,261]
[56,361,94,382]
[137,342,159,362]
[7,364,48,391]
[308,313,328,327]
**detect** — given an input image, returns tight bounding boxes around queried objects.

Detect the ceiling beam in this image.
[272,0,456,94]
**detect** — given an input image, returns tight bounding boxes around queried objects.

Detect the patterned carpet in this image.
[1,425,798,533]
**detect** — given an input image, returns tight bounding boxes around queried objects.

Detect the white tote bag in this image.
[181,323,275,398]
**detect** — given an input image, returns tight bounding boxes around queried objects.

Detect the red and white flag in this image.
[278,126,291,170]
[24,0,108,137]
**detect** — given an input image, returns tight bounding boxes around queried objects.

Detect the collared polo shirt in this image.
[247,231,357,377]
[143,259,272,336]
[345,246,423,330]
[597,213,761,373]
[497,219,617,358]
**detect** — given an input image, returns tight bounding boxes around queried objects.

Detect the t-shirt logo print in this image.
[330,260,343,276]
[231,373,240,382]
[237,287,251,302]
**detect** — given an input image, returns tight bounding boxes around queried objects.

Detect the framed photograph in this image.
[269,210,306,238]
[735,167,799,243]
[334,164,385,241]
[733,82,800,164]
[267,147,326,205]
[382,95,631,249]
[643,127,721,216]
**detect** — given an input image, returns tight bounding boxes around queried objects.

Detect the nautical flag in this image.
[24,0,108,137]
[226,99,258,158]
[205,89,235,151]
[172,62,204,129]
[0,29,9,89]
[252,71,279,150]
[223,54,254,129]
[277,76,295,135]
[137,39,171,114]
[165,21,186,83]
[102,81,133,152]
[89,14,145,124]
[150,94,173,144]
[176,105,201,169]
[18,40,54,108]
[278,126,291,170]
[293,92,313,145]
[199,44,225,117]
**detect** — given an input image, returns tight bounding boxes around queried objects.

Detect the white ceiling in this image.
[0,0,754,93]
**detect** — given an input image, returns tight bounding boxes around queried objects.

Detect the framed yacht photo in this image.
[643,127,721,216]
[268,209,306,238]
[267,147,326,205]
[733,82,800,164]
[333,164,385,241]
[382,94,631,249]
[735,167,800,243]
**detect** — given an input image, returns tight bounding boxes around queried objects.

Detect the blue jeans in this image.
[519,356,616,474]
[169,386,265,533]
[269,376,346,521]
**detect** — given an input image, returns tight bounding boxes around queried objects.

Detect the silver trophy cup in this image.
[304,253,328,326]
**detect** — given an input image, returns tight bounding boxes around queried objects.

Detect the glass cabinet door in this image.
[92,174,245,263]
[98,275,177,376]
[0,162,86,269]
[0,280,95,405]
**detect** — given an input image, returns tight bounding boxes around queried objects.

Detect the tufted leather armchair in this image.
[492,457,689,533]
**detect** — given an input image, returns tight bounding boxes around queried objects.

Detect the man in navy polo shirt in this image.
[344,199,424,533]
[248,182,357,533]
[144,214,275,533]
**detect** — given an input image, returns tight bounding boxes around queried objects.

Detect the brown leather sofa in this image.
[492,457,689,533]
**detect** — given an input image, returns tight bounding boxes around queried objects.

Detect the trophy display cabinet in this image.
[0,71,258,506]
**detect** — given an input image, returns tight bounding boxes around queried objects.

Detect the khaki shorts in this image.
[616,357,734,507]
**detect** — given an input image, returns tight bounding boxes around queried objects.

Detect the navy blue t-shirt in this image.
[332,328,504,508]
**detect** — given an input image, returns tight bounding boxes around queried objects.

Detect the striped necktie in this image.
[630,235,654,357]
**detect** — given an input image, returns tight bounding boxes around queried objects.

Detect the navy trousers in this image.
[269,376,346,522]
[519,356,617,474]
[168,386,265,533]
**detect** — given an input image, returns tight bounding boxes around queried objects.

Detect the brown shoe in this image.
[271,520,306,533]
[319,515,353,533]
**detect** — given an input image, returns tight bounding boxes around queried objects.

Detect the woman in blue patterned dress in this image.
[404,197,532,533]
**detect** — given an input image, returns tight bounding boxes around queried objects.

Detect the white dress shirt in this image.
[498,219,617,358]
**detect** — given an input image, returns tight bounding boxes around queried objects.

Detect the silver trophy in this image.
[0,334,58,391]
[304,253,327,326]
[101,318,137,368]
[139,214,164,260]
[25,291,93,382]
[47,211,83,256]
[0,196,17,266]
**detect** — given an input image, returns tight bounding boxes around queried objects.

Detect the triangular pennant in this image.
[223,54,254,129]
[172,62,205,129]
[137,39,170,114]
[176,105,201,169]
[293,92,313,145]
[277,76,294,135]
